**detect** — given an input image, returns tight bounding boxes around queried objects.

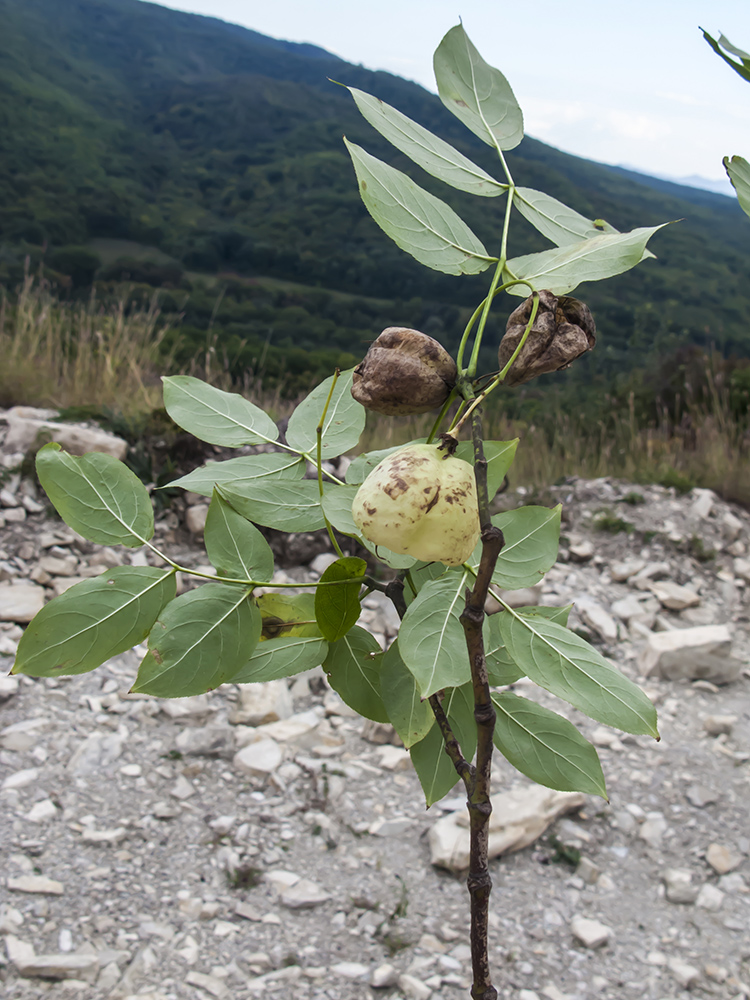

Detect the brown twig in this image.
[459,404,504,1000]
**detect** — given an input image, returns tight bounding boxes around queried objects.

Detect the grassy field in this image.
[2,279,748,506]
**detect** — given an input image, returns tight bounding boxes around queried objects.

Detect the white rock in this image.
[310,552,339,576]
[732,557,750,582]
[19,953,99,980]
[609,558,646,582]
[569,540,595,562]
[231,680,293,725]
[690,488,715,519]
[185,504,209,535]
[639,816,667,848]
[430,784,585,872]
[576,600,618,642]
[170,775,196,800]
[648,580,701,610]
[8,875,64,895]
[185,970,229,998]
[663,868,699,904]
[702,714,737,736]
[2,766,40,790]
[159,694,215,719]
[722,511,743,542]
[0,583,46,622]
[0,674,19,700]
[26,798,58,823]
[3,406,127,460]
[398,973,432,999]
[81,827,127,844]
[374,745,411,771]
[67,731,124,774]
[369,816,413,837]
[233,738,283,776]
[331,961,370,980]
[696,884,724,911]
[706,842,742,875]
[371,963,398,988]
[279,878,331,909]
[38,554,78,577]
[638,624,743,684]
[668,957,701,989]
[236,709,322,746]
[570,915,612,948]
[631,561,671,589]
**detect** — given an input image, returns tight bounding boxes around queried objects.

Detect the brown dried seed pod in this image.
[351,327,458,415]
[498,291,596,387]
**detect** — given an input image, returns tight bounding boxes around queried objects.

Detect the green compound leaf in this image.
[433,24,524,151]
[322,484,418,570]
[218,479,327,532]
[345,441,424,485]
[498,614,659,738]
[724,155,750,219]
[702,29,750,84]
[399,573,470,698]
[455,439,518,499]
[514,188,620,248]
[484,505,561,590]
[492,691,607,798]
[410,684,476,806]
[286,369,365,459]
[12,567,176,678]
[36,443,154,548]
[256,593,320,639]
[162,375,279,447]
[485,613,524,686]
[380,639,435,748]
[486,607,571,687]
[347,86,506,197]
[132,583,261,698]
[204,490,274,581]
[323,625,388,723]
[504,225,666,297]
[344,139,494,276]
[233,635,328,684]
[168,453,305,496]
[314,556,366,642]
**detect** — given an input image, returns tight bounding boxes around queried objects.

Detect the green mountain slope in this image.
[1,0,748,388]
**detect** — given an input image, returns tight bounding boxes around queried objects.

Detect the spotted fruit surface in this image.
[352,443,480,566]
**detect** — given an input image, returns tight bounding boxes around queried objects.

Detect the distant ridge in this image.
[1,0,748,379]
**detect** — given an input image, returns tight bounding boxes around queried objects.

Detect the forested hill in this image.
[1,0,748,390]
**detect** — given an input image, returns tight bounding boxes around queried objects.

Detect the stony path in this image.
[1,474,750,1000]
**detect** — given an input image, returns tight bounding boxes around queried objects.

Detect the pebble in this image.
[2,766,40,790]
[696,884,724,910]
[398,972,432,999]
[702,714,737,736]
[706,842,742,875]
[663,868,699,905]
[7,875,64,895]
[233,738,283,776]
[331,961,370,980]
[278,878,331,909]
[668,956,701,989]
[372,963,399,987]
[570,916,612,948]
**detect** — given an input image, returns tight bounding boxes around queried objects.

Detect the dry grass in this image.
[1,278,748,504]
[0,275,173,416]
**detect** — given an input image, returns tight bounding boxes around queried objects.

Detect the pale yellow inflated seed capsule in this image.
[352,443,480,566]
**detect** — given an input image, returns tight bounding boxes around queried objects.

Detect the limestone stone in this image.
[648,580,701,610]
[722,510,743,541]
[706,842,742,875]
[8,875,64,895]
[279,878,331,909]
[398,973,432,999]
[569,540,595,562]
[638,624,743,684]
[371,963,399,988]
[702,714,737,736]
[331,962,370,980]
[230,680,293,725]
[233,738,283,776]
[668,957,701,989]
[185,504,209,535]
[663,868,699,904]
[3,406,128,460]
[696,884,724,911]
[430,785,585,872]
[609,558,646,582]
[0,583,46,622]
[0,674,19,700]
[576,600,618,642]
[570,915,612,948]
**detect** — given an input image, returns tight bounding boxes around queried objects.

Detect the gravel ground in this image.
[1,477,750,1000]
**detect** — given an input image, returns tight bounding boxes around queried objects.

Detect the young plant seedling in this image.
[12,25,663,998]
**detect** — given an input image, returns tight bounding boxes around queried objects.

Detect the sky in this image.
[148,0,750,194]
